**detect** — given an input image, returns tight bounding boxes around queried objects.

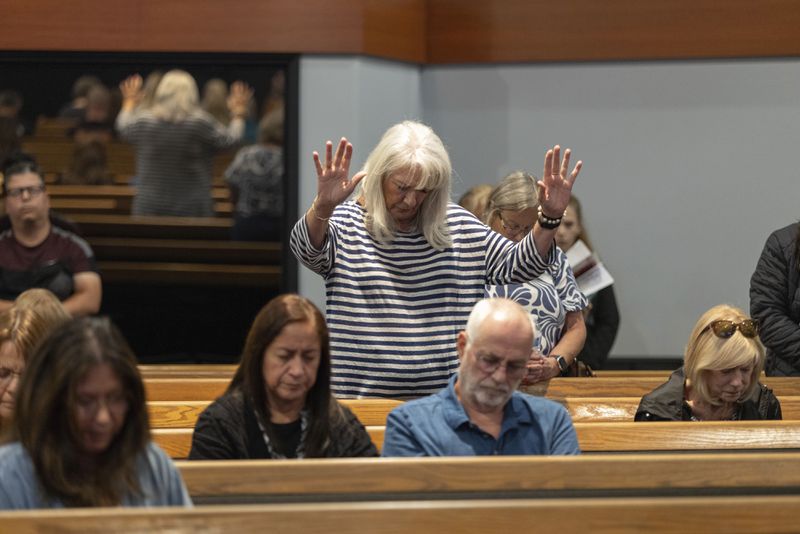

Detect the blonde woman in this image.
[635,304,781,421]
[290,121,582,398]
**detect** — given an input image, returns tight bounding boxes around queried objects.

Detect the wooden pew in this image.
[23,138,235,177]
[139,364,238,378]
[98,261,280,287]
[67,213,233,240]
[146,395,800,430]
[148,399,403,429]
[143,375,800,401]
[152,420,800,459]
[3,495,800,533]
[177,453,800,503]
[89,238,280,265]
[524,376,800,399]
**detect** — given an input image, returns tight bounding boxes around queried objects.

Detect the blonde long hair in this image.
[151,70,200,122]
[684,304,764,405]
[359,121,452,250]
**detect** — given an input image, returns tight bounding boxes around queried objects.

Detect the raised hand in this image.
[312,138,366,216]
[227,81,254,118]
[119,74,144,104]
[538,145,582,219]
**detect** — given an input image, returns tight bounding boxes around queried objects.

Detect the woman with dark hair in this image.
[555,196,620,369]
[189,294,377,459]
[0,317,191,508]
[750,223,800,375]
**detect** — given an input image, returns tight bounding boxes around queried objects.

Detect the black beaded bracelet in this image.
[537,205,562,229]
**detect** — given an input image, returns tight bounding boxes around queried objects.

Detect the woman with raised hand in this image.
[116,70,253,216]
[189,294,377,459]
[484,171,588,383]
[0,317,191,508]
[290,120,582,398]
[635,304,781,421]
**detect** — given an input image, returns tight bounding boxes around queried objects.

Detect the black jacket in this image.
[188,389,379,459]
[634,368,782,421]
[577,285,620,369]
[750,223,800,376]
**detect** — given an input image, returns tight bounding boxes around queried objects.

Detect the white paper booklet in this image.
[564,240,614,297]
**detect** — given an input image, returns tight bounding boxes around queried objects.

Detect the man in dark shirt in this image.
[0,159,101,315]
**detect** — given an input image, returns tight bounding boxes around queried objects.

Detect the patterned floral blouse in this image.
[486,247,588,356]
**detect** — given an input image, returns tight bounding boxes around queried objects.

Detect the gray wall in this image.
[298,56,422,309]
[300,57,800,359]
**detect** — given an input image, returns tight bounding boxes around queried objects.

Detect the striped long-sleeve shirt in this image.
[116,110,243,217]
[290,201,554,399]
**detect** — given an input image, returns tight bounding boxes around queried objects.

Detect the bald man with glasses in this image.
[382,298,579,456]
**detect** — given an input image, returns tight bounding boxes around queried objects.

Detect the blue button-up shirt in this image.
[381,374,580,456]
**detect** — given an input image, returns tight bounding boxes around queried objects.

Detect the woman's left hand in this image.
[538,145,582,218]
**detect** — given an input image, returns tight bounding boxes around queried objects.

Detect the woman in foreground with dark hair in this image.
[0,317,191,508]
[189,294,378,459]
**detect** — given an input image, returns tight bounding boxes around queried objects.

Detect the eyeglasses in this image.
[474,351,528,378]
[5,185,46,199]
[705,319,759,339]
[499,213,534,238]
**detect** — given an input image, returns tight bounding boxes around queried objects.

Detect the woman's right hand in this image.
[119,74,144,104]
[312,137,366,217]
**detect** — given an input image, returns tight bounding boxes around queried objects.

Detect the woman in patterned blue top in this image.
[290,121,583,398]
[485,172,588,383]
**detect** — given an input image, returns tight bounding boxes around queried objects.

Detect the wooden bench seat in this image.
[146,396,800,430]
[524,376,800,399]
[3,495,799,533]
[148,399,403,429]
[152,420,800,458]
[89,237,280,265]
[98,261,280,287]
[143,375,800,401]
[67,213,232,240]
[176,452,800,502]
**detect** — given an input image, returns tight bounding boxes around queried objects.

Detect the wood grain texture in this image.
[177,453,800,497]
[3,496,800,533]
[152,420,800,458]
[426,0,800,63]
[0,0,426,63]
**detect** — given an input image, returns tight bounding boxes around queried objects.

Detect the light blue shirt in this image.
[381,374,580,457]
[0,442,192,509]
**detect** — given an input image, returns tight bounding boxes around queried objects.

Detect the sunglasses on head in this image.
[705,319,759,339]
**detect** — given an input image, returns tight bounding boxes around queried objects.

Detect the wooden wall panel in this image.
[0,0,426,62]
[427,0,800,63]
[3,0,800,63]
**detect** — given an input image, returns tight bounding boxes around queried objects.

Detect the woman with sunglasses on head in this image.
[484,171,588,384]
[635,304,781,421]
[0,316,191,508]
[189,294,377,459]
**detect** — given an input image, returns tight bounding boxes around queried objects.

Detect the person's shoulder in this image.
[0,442,29,466]
[0,443,35,483]
[513,392,569,416]
[767,223,799,248]
[391,392,446,419]
[49,225,93,254]
[202,389,245,418]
